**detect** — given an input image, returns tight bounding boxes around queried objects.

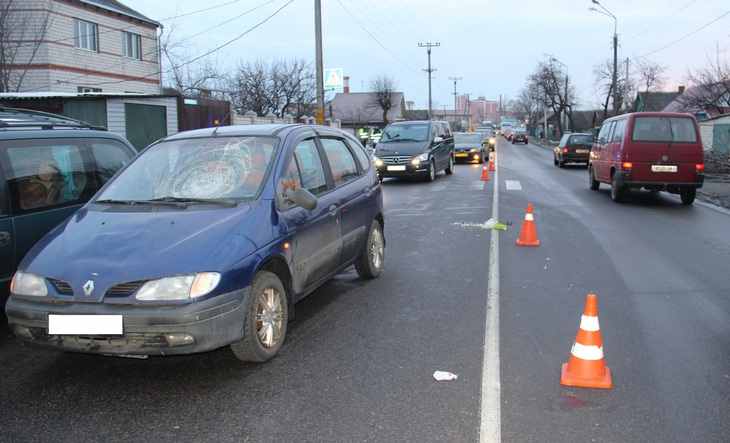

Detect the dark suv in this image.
[374,121,455,181]
[0,107,137,302]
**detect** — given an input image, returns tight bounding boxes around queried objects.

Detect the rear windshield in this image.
[569,135,593,145]
[454,133,483,144]
[632,117,697,143]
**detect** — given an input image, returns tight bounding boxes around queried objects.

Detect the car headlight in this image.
[373,156,384,167]
[470,148,478,153]
[10,271,48,297]
[136,272,221,301]
[489,138,496,144]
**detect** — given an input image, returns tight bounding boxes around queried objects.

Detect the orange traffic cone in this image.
[489,159,495,172]
[480,165,490,181]
[516,203,540,246]
[561,293,612,389]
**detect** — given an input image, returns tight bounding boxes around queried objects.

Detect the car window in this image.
[569,134,593,145]
[633,117,698,143]
[89,140,133,184]
[559,134,570,147]
[348,139,371,172]
[610,120,625,143]
[381,124,430,143]
[597,123,611,144]
[320,138,359,187]
[3,139,92,214]
[442,123,452,138]
[294,139,328,196]
[277,157,303,210]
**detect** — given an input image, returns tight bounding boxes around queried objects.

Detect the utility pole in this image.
[449,76,462,113]
[314,0,325,124]
[612,31,618,115]
[418,42,440,120]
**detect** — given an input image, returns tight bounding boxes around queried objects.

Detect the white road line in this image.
[480,154,501,443]
[505,180,522,191]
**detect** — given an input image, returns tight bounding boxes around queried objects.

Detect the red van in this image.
[588,112,704,205]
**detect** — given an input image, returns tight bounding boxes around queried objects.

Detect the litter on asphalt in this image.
[433,371,459,382]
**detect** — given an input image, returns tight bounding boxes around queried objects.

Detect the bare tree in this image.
[512,82,544,133]
[636,59,666,94]
[230,60,271,116]
[679,58,730,115]
[528,60,576,135]
[270,59,315,118]
[369,75,398,125]
[593,58,632,118]
[0,0,51,92]
[161,27,223,97]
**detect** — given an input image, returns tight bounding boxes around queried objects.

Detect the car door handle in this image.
[328,204,338,216]
[0,231,10,247]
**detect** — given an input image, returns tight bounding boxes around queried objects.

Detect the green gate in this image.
[713,124,730,153]
[125,103,167,151]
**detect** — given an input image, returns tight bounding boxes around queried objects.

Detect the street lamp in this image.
[549,56,570,133]
[589,0,619,115]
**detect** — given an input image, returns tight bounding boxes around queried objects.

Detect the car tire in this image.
[445,156,454,175]
[425,160,436,182]
[610,173,626,203]
[680,188,696,205]
[355,220,385,279]
[589,166,600,191]
[554,155,559,166]
[230,271,288,363]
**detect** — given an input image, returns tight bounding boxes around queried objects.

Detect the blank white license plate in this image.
[48,315,123,335]
[387,165,406,171]
[576,149,589,154]
[652,165,677,173]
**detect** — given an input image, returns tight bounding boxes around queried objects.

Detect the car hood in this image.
[20,204,262,295]
[376,141,430,156]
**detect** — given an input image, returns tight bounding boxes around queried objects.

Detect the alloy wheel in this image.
[255,287,285,349]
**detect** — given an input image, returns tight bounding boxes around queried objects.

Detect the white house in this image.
[4,0,162,94]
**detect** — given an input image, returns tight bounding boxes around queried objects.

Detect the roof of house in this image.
[79,0,161,27]
[0,92,174,100]
[635,91,681,112]
[329,92,405,125]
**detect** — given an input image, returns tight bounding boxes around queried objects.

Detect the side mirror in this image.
[433,136,444,144]
[288,188,318,210]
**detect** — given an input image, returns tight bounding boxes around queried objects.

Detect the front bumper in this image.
[5,288,249,356]
[376,163,429,177]
[454,151,483,162]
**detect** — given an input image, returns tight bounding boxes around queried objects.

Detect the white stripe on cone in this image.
[580,315,600,332]
[571,342,604,361]
[525,213,534,221]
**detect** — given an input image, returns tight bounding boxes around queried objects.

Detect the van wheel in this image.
[589,166,600,191]
[680,188,696,205]
[230,271,288,362]
[610,173,625,203]
[425,160,436,182]
[445,156,454,175]
[355,220,384,279]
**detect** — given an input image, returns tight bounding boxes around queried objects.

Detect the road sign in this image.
[324,68,344,93]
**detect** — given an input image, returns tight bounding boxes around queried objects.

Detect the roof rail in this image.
[0,106,106,131]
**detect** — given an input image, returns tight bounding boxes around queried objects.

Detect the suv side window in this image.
[611,120,625,143]
[89,140,133,185]
[293,139,327,196]
[441,123,452,139]
[320,138,359,186]
[348,139,371,173]
[4,140,90,214]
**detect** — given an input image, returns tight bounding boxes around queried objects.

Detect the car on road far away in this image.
[374,120,455,182]
[512,128,528,144]
[6,124,385,362]
[454,132,486,163]
[0,107,137,305]
[554,133,592,167]
[588,112,704,205]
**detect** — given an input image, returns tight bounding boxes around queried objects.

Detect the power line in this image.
[626,0,699,39]
[335,0,420,73]
[158,0,246,21]
[640,9,730,58]
[68,0,296,87]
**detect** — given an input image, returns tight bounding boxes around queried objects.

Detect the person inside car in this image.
[19,160,63,210]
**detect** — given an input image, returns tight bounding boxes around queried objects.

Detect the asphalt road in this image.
[1,138,729,442]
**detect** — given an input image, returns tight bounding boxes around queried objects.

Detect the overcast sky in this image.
[125,0,730,110]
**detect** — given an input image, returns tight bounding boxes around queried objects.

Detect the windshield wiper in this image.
[386,138,421,143]
[146,196,239,207]
[95,198,188,208]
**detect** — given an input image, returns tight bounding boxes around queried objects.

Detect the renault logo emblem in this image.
[83,280,95,296]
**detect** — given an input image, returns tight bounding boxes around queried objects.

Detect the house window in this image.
[122,32,142,60]
[74,19,98,51]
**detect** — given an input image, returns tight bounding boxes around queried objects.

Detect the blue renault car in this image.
[5,124,385,362]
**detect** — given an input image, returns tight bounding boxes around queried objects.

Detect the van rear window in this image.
[632,117,697,143]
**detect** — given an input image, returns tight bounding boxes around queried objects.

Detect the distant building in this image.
[329,91,405,129]
[633,89,683,112]
[3,0,162,94]
[456,95,499,126]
